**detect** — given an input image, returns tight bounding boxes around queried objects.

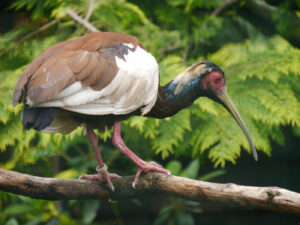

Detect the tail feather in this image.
[22,107,59,131]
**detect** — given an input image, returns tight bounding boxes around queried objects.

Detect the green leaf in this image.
[4,204,35,215]
[54,169,78,179]
[175,211,195,225]
[154,205,173,225]
[24,215,43,225]
[153,110,191,159]
[5,218,19,225]
[180,159,200,179]
[166,160,182,175]
[82,200,100,224]
[199,170,226,181]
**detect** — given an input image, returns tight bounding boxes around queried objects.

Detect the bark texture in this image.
[0,168,300,214]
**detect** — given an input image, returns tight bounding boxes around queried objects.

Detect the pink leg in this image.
[112,122,170,188]
[79,124,121,191]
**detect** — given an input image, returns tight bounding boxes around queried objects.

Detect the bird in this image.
[13,32,258,191]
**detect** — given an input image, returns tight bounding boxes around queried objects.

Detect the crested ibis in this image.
[13,32,257,191]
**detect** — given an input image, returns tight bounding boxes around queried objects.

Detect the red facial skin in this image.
[201,71,225,96]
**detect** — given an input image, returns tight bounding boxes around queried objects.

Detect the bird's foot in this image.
[133,161,170,188]
[79,164,121,191]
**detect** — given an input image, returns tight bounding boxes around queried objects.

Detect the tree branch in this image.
[211,0,239,17]
[0,17,61,57]
[210,0,300,48]
[237,0,300,48]
[66,8,99,32]
[1,4,98,57]
[84,0,95,21]
[0,168,300,214]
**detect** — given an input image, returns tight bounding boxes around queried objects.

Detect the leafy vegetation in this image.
[0,0,299,224]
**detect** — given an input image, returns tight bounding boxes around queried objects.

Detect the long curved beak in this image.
[218,89,258,161]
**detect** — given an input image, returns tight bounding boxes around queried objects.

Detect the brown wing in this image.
[13,32,141,106]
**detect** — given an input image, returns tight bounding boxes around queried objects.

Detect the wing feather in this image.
[14,32,159,117]
[67,50,90,73]
[27,59,75,103]
[13,32,141,106]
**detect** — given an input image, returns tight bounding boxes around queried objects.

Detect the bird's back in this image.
[13,32,159,133]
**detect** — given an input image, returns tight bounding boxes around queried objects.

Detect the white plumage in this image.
[14,32,177,191]
[37,45,158,133]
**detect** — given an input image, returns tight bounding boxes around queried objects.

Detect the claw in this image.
[79,171,121,192]
[132,161,170,188]
[110,183,115,192]
[132,169,142,188]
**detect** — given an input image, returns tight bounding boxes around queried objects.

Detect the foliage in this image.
[155,159,225,225]
[126,35,300,166]
[0,192,101,225]
[0,0,299,224]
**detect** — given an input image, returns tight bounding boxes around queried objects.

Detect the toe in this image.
[79,174,100,180]
[110,173,122,179]
[79,174,85,179]
[132,169,143,188]
[103,172,115,191]
[148,161,163,168]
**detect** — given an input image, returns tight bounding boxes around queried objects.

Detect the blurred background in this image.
[0,0,299,224]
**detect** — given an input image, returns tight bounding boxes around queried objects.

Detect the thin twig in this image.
[66,8,99,32]
[211,0,240,16]
[0,17,61,57]
[0,168,300,214]
[158,0,240,58]
[158,45,183,56]
[84,0,95,21]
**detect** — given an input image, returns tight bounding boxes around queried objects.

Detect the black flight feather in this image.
[22,107,59,131]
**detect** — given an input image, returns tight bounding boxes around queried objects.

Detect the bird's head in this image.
[175,61,258,161]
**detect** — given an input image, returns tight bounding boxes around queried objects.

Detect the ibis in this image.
[13,32,257,191]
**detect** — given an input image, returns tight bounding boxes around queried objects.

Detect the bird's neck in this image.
[145,77,202,118]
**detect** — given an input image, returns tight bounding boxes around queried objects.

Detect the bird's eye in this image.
[216,76,222,81]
